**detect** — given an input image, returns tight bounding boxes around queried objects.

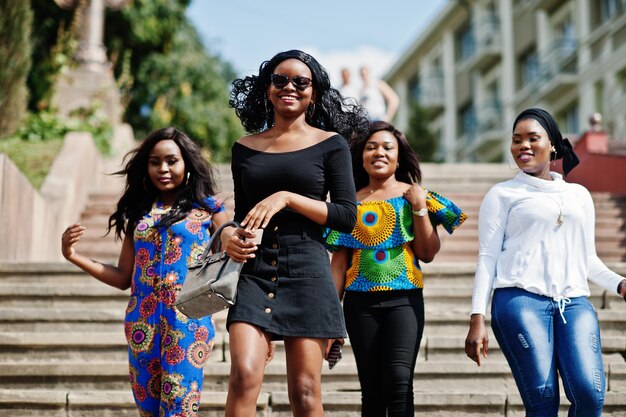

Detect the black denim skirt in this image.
[227,218,346,340]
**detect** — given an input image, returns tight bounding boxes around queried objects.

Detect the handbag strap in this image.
[200,220,240,261]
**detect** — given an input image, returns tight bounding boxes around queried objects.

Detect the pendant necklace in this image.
[546,193,565,226]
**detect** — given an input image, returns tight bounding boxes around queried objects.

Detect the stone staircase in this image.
[1,163,625,416]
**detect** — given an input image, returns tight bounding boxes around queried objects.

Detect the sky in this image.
[186,0,448,88]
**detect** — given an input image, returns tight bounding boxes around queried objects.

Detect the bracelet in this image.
[412,208,428,217]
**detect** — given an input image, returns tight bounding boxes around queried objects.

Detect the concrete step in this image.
[0,332,226,363]
[1,388,625,417]
[5,330,622,369]
[422,309,626,337]
[423,335,626,362]
[0,360,513,392]
[0,389,268,417]
[7,306,623,337]
[5,281,622,318]
[0,308,124,332]
[3,359,625,396]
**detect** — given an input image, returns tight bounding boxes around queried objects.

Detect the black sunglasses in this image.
[270,74,312,91]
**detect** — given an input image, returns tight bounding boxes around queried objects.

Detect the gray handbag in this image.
[175,220,243,318]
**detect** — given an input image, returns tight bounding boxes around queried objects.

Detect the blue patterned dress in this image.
[124,197,224,417]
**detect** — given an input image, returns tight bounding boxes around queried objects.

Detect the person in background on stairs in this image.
[465,108,626,417]
[326,121,467,417]
[358,66,399,122]
[61,127,230,417]
[220,49,369,417]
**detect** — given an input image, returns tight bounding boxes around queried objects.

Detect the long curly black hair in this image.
[352,121,422,191]
[229,49,368,141]
[107,127,219,240]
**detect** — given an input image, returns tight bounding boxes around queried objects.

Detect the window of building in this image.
[601,0,619,22]
[518,48,540,87]
[558,103,579,134]
[550,17,577,71]
[480,82,501,130]
[594,80,605,115]
[458,102,477,141]
[618,67,626,94]
[456,24,476,62]
[592,0,623,27]
[408,73,421,103]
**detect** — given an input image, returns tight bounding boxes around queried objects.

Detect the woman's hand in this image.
[221,227,260,263]
[61,223,86,260]
[403,183,428,211]
[465,314,489,366]
[241,191,291,231]
[324,338,344,360]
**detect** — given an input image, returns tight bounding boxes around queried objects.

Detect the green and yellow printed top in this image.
[325,191,466,292]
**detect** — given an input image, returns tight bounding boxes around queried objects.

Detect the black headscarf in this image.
[513,108,580,177]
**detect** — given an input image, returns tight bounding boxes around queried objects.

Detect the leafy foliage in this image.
[27,0,76,111]
[0,0,33,137]
[405,102,439,162]
[105,0,243,160]
[26,0,243,160]
[8,109,112,155]
[132,23,243,160]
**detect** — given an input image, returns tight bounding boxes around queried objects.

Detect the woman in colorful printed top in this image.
[61,127,229,417]
[465,108,626,417]
[327,121,466,417]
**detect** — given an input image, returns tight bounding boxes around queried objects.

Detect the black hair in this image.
[352,121,422,190]
[229,49,368,141]
[107,127,218,240]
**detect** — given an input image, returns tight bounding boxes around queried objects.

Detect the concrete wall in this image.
[0,155,57,261]
[0,125,134,261]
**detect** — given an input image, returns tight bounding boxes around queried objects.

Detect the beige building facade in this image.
[386,0,626,162]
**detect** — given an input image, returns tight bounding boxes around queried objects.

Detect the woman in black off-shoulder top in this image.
[221,50,368,417]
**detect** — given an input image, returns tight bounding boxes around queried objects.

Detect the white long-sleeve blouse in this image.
[471,170,624,316]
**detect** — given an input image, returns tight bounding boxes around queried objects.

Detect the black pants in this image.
[344,290,425,417]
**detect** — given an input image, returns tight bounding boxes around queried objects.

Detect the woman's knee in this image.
[565,376,605,415]
[228,359,265,393]
[288,375,321,412]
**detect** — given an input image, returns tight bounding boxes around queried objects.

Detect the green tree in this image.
[27,0,242,160]
[134,22,243,160]
[103,0,243,160]
[27,0,75,111]
[0,0,33,137]
[405,102,439,162]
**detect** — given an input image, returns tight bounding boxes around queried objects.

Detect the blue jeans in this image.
[491,287,605,417]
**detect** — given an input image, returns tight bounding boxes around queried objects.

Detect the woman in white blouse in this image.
[465,108,626,417]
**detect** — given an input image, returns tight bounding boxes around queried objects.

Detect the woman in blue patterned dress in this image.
[326,121,466,417]
[61,127,229,417]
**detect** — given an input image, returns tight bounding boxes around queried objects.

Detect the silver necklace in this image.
[545,193,565,226]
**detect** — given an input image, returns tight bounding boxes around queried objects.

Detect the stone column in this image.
[51,0,130,126]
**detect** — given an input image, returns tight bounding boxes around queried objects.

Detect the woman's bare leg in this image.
[224,322,272,417]
[284,337,326,417]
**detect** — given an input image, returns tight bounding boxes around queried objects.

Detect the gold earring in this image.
[550,145,557,160]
